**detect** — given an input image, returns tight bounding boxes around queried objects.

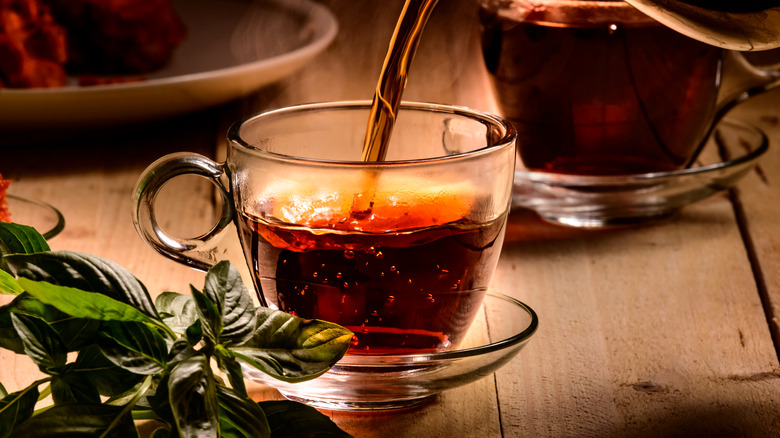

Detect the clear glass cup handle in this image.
[132,152,235,271]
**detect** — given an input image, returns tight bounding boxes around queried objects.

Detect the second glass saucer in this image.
[4,195,65,240]
[512,119,768,228]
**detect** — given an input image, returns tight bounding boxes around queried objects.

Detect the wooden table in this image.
[3,1,780,436]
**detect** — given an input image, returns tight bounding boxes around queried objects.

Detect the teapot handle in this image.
[716,51,780,121]
[686,51,780,167]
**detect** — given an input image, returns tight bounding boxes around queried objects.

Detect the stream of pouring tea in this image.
[348,0,439,217]
[360,0,439,162]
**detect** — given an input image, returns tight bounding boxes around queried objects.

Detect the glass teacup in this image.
[133,101,517,356]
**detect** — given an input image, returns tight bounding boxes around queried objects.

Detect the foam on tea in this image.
[265,175,474,232]
[238,177,505,355]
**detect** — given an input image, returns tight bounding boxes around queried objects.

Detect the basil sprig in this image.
[0,222,354,438]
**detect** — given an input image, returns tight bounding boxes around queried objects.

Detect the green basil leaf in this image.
[0,223,49,272]
[230,308,352,382]
[155,291,197,334]
[167,337,198,367]
[10,313,67,372]
[259,400,353,438]
[17,278,172,337]
[168,355,219,438]
[0,301,25,354]
[104,380,153,409]
[216,385,270,438]
[0,385,39,438]
[5,251,159,319]
[190,286,221,345]
[97,320,168,375]
[74,345,145,397]
[51,368,101,405]
[1,293,100,353]
[186,319,203,346]
[10,403,138,438]
[213,345,247,398]
[147,373,174,426]
[150,428,172,438]
[0,270,22,295]
[201,261,256,345]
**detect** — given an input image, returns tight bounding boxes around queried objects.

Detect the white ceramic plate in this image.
[0,0,337,129]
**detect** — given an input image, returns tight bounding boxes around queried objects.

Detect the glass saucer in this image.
[512,119,769,228]
[5,194,65,239]
[242,292,538,411]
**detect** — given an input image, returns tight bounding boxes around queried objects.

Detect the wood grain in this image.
[3,0,780,436]
[726,94,780,361]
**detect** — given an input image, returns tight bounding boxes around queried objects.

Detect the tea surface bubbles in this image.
[239,184,506,355]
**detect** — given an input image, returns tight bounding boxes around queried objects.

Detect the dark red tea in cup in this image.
[239,180,506,355]
[479,0,722,175]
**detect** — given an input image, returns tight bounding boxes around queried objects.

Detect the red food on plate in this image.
[0,0,68,88]
[44,0,187,74]
[0,173,11,222]
[0,0,186,88]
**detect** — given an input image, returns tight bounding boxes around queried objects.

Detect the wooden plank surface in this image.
[496,202,780,437]
[1,113,219,294]
[2,0,780,437]
[729,93,780,348]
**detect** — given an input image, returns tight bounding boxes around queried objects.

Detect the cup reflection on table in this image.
[479,0,726,176]
[133,101,517,356]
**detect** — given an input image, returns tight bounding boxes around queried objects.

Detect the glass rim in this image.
[5,194,65,240]
[226,100,517,167]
